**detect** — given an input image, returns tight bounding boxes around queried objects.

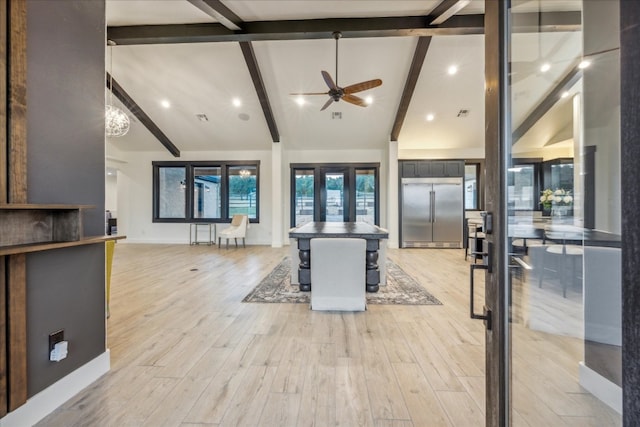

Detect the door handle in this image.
[431,191,436,223]
[428,191,433,223]
[470,263,492,330]
[509,255,532,270]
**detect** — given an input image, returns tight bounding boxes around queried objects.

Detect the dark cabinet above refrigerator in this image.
[400,160,464,179]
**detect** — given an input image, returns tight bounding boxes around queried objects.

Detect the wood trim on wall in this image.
[6,254,25,412]
[5,0,28,413]
[0,0,7,416]
[1,0,7,205]
[8,0,26,204]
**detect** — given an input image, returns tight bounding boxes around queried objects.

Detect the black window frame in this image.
[290,163,380,227]
[153,160,260,223]
[509,157,543,212]
[464,160,485,211]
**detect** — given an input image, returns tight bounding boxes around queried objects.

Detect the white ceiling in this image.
[105,0,584,156]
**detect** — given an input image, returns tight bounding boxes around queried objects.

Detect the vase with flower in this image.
[540,188,573,217]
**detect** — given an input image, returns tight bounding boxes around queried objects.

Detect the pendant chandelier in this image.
[106,41,130,138]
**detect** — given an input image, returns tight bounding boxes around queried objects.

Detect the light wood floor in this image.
[37,244,620,426]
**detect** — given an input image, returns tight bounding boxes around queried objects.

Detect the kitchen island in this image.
[289,222,389,292]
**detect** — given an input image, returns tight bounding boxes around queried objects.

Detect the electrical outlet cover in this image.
[49,330,64,353]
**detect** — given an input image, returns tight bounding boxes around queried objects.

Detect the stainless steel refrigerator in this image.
[400,177,463,248]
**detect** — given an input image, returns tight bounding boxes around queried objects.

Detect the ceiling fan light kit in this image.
[291,31,382,111]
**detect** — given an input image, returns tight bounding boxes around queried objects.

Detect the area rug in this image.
[242,257,442,305]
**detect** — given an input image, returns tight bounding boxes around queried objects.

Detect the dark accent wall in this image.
[25,1,106,396]
[620,1,640,423]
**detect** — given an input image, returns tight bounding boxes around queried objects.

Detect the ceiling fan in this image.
[291,31,382,111]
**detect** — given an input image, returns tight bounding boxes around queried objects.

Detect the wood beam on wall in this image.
[429,0,472,25]
[106,73,181,157]
[390,36,431,142]
[239,42,280,143]
[106,12,580,46]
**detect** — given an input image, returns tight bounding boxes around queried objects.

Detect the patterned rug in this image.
[242,257,442,305]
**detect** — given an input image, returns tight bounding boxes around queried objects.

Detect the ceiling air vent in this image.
[332,112,342,120]
[457,109,470,117]
[196,113,208,122]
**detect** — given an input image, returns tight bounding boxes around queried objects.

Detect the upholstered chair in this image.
[218,214,248,249]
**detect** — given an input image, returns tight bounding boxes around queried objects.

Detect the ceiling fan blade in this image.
[320,97,334,111]
[343,79,382,94]
[321,71,338,90]
[289,92,328,96]
[342,94,367,107]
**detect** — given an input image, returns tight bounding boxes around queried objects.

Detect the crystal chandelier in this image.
[106,41,130,137]
[239,168,251,178]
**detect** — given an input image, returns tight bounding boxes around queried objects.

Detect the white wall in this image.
[105,172,118,215]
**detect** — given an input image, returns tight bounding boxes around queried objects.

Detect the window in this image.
[507,165,535,210]
[153,161,260,222]
[228,166,257,219]
[464,164,479,210]
[193,166,221,219]
[158,167,186,218]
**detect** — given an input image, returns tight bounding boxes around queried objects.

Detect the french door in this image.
[482,1,623,425]
[290,163,379,227]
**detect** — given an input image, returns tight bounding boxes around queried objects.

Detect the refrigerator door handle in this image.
[431,191,436,223]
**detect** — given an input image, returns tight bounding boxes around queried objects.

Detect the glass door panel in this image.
[321,171,346,222]
[293,169,314,227]
[506,1,621,425]
[355,169,376,224]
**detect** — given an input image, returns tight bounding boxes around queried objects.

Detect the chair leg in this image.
[242,237,245,248]
[234,238,238,248]
[226,239,229,249]
[218,237,221,248]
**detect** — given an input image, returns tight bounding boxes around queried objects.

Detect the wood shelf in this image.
[0,235,125,256]
[0,204,125,256]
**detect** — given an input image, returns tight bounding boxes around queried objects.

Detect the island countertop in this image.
[289,222,389,239]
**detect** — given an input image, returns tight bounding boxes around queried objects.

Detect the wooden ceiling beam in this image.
[107,12,580,45]
[429,0,471,25]
[186,0,242,31]
[391,36,432,142]
[239,42,280,143]
[106,73,181,157]
[512,64,582,144]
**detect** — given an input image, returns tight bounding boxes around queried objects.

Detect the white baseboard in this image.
[1,350,110,427]
[579,361,622,414]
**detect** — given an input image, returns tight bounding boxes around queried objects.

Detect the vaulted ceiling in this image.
[105,0,583,157]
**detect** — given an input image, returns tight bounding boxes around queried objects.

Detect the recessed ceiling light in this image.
[232,97,242,108]
[365,96,373,105]
[540,63,551,73]
[160,100,171,109]
[447,65,458,75]
[295,96,305,107]
[426,113,435,122]
[578,60,591,69]
[561,91,570,98]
